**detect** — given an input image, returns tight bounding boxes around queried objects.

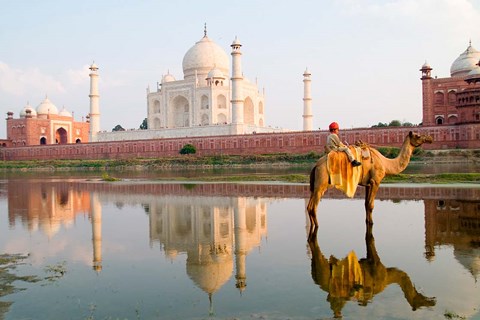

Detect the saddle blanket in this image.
[327,146,362,197]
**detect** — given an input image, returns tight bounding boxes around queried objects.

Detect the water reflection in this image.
[148,194,267,313]
[424,199,480,280]
[308,224,436,318]
[2,179,480,319]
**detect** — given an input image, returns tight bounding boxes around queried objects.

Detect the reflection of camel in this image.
[307,132,432,228]
[308,224,436,318]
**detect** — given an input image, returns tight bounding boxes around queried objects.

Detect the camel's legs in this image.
[307,183,328,229]
[365,179,380,224]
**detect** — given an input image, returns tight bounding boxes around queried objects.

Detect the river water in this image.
[0,173,479,319]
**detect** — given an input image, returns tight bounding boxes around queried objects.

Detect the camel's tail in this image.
[309,166,316,193]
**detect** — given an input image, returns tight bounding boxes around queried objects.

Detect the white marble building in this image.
[96,29,288,142]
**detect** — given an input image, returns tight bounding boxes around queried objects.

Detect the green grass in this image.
[154,173,480,184]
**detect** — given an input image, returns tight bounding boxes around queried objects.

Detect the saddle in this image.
[354,140,371,160]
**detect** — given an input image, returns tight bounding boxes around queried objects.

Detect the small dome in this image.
[182,35,229,81]
[206,67,225,79]
[36,97,59,115]
[421,61,431,69]
[59,106,72,117]
[20,103,37,118]
[450,43,480,77]
[162,73,176,83]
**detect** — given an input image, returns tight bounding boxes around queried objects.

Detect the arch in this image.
[154,100,161,113]
[55,127,68,144]
[447,115,458,124]
[448,91,456,104]
[434,92,444,105]
[40,137,47,145]
[259,101,264,114]
[172,95,190,127]
[217,94,227,109]
[154,117,161,129]
[217,113,226,124]
[435,116,444,125]
[75,139,81,143]
[201,95,209,109]
[201,114,209,125]
[244,97,255,125]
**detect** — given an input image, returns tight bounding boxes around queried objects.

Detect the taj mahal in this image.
[2,29,480,154]
[88,28,300,143]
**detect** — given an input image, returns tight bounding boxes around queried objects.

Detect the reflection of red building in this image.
[4,97,89,147]
[424,199,480,280]
[7,181,91,237]
[421,42,480,126]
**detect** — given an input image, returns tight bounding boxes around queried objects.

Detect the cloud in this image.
[337,0,480,34]
[0,61,66,96]
[66,64,91,85]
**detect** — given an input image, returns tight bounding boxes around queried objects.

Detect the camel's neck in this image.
[382,138,414,175]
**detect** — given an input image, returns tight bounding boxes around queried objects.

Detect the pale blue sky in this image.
[1,0,479,136]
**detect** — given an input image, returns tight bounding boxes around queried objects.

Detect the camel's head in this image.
[408,131,433,147]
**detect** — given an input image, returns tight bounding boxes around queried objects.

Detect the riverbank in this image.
[1,149,479,171]
[1,150,480,186]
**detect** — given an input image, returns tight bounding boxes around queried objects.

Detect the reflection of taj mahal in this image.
[148,195,267,299]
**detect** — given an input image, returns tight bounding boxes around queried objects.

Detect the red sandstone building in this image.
[1,43,480,160]
[421,41,480,126]
[3,97,89,147]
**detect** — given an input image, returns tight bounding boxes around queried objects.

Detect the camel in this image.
[307,224,436,318]
[307,131,433,228]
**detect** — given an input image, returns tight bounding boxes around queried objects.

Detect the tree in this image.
[371,122,388,128]
[112,124,125,132]
[179,144,196,155]
[140,118,148,130]
[388,120,402,127]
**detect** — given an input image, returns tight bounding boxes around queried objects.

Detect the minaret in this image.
[234,198,247,292]
[419,61,433,126]
[302,68,313,131]
[91,192,102,273]
[89,62,100,142]
[231,37,244,128]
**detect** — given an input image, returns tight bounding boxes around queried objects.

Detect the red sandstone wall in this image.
[422,76,471,126]
[1,124,479,161]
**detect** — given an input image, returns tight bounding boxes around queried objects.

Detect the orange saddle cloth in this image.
[326,146,362,198]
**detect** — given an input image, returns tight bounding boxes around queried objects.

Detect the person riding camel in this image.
[326,122,362,167]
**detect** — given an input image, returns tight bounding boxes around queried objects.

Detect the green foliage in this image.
[371,122,388,128]
[179,144,196,155]
[377,147,400,159]
[388,120,402,127]
[444,310,466,319]
[139,118,148,130]
[101,172,120,181]
[112,124,125,132]
[371,120,416,128]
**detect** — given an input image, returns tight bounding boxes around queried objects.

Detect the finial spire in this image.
[204,23,207,37]
[469,39,472,46]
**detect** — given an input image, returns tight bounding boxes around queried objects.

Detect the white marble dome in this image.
[19,103,37,118]
[207,67,225,79]
[162,73,176,83]
[182,35,229,81]
[59,106,72,117]
[36,97,59,115]
[450,43,480,77]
